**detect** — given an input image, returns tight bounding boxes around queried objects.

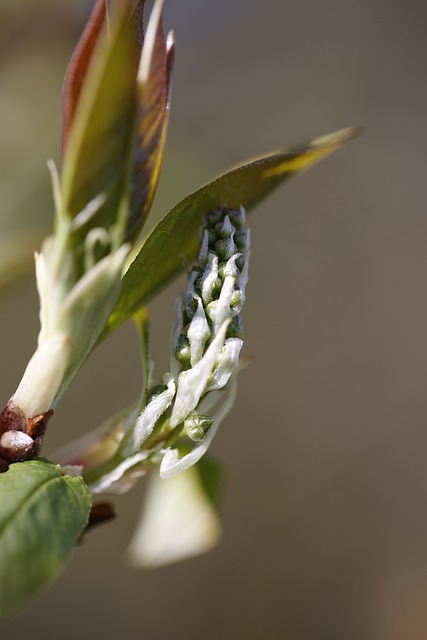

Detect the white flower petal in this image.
[187,296,211,365]
[160,378,237,478]
[89,450,151,495]
[122,375,176,455]
[223,254,240,278]
[207,338,243,390]
[212,275,236,333]
[237,229,251,296]
[169,321,229,428]
[170,295,184,377]
[200,252,219,305]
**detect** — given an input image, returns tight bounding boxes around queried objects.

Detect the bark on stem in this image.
[0,400,52,466]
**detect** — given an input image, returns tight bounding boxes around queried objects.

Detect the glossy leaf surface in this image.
[0,459,91,618]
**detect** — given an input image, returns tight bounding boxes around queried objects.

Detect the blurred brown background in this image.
[1,0,427,638]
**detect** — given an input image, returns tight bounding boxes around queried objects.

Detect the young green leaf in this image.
[0,459,91,618]
[103,127,359,338]
[60,0,139,242]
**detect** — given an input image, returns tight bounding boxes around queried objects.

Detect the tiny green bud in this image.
[215,237,236,260]
[211,277,222,299]
[206,228,218,247]
[184,412,214,441]
[214,215,234,239]
[228,207,246,229]
[235,255,245,272]
[234,230,249,250]
[204,209,223,227]
[174,334,191,367]
[205,299,218,323]
[230,289,243,310]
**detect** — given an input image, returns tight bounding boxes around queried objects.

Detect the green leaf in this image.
[197,454,224,507]
[0,459,91,618]
[102,126,359,339]
[60,0,139,243]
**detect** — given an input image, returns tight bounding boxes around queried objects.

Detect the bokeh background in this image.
[1,0,427,638]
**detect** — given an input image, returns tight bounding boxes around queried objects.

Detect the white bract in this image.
[12,217,129,417]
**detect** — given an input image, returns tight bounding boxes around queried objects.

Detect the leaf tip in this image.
[310,125,362,150]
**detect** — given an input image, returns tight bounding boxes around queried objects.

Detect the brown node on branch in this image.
[79,502,116,541]
[0,400,53,467]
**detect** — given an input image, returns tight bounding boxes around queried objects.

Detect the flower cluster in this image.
[160,205,250,477]
[89,206,250,493]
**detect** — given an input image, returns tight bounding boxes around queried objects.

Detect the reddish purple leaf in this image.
[62,0,107,155]
[124,0,175,242]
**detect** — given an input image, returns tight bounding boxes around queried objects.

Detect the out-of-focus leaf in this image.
[0,459,91,618]
[60,0,138,240]
[103,127,359,338]
[197,454,223,507]
[126,460,222,569]
[62,0,107,153]
[121,0,175,243]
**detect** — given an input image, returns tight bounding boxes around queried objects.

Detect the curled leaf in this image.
[62,0,107,153]
[61,0,139,239]
[122,0,175,242]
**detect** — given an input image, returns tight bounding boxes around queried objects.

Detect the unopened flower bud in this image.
[234,230,250,250]
[227,207,246,229]
[235,255,245,272]
[214,215,234,239]
[174,334,191,367]
[184,412,214,441]
[230,289,243,311]
[215,237,236,260]
[205,209,223,227]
